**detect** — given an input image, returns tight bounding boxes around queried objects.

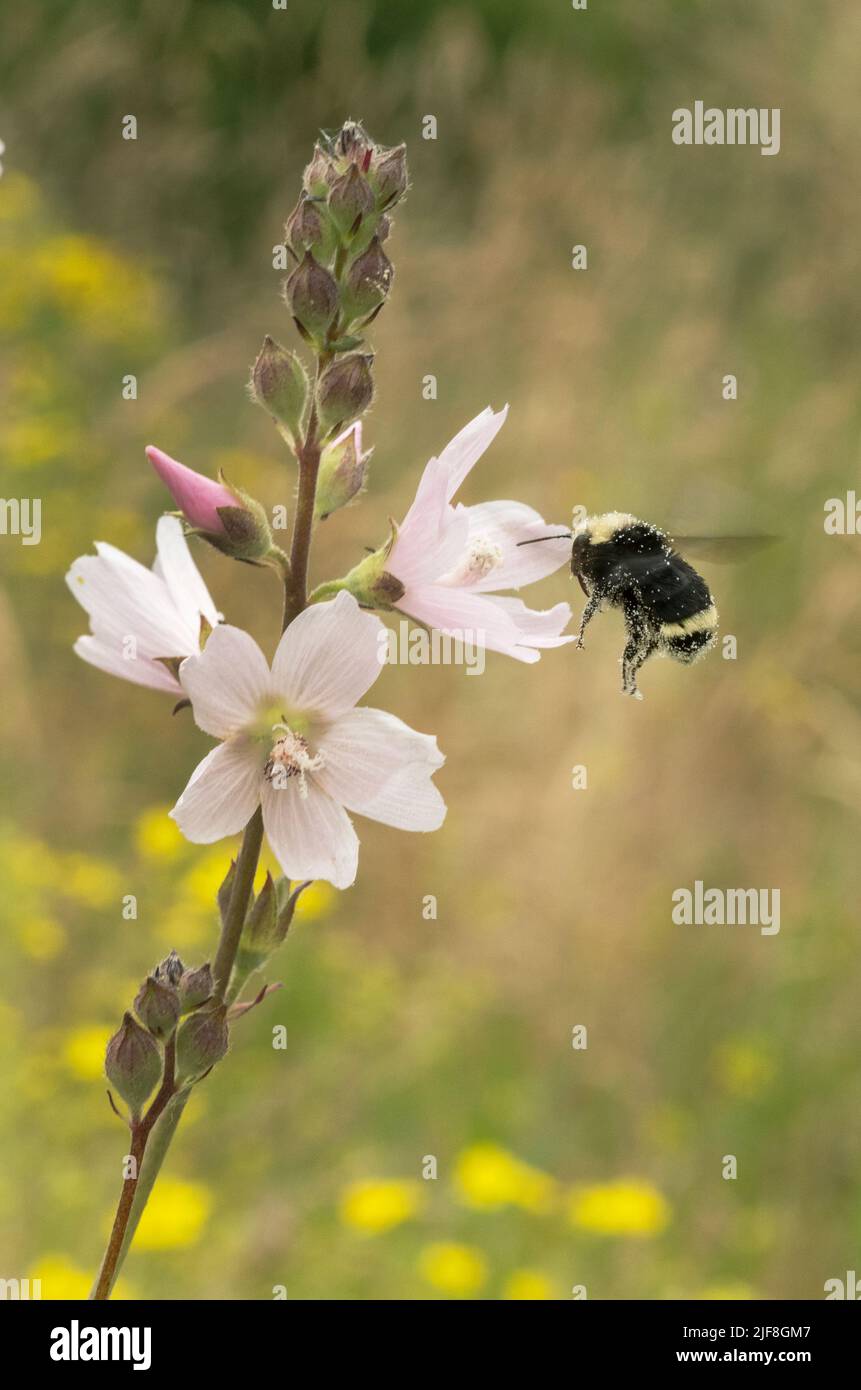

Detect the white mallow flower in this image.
[385,406,575,663]
[171,591,446,889]
[67,515,221,694]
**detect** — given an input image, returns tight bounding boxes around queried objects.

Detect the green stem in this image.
[307,578,348,605]
[91,1034,178,1299]
[282,349,332,630]
[91,1091,191,1300]
[92,806,265,1299]
[211,807,265,1002]
[92,271,333,1302]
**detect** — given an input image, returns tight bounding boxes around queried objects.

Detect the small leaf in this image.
[217,859,238,927]
[327,334,364,352]
[227,981,283,1022]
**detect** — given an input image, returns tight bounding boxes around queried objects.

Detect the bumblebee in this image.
[567,513,718,698]
[520,511,721,698]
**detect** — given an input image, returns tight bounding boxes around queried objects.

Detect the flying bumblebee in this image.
[520,512,772,699]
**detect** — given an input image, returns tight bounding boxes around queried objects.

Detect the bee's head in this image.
[570,526,591,578]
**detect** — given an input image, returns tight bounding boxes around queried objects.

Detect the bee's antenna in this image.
[516,533,572,547]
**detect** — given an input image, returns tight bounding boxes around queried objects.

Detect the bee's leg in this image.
[575,589,602,649]
[620,613,657,699]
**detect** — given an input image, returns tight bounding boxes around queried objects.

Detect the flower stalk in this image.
[76,118,572,1302]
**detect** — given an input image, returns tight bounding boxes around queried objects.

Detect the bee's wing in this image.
[668,535,780,564]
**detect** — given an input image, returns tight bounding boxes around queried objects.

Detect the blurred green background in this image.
[2,0,860,1300]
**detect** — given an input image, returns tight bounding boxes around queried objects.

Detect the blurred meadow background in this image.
[1,0,861,1299]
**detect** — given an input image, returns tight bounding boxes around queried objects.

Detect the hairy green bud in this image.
[175,1005,229,1086]
[369,143,408,208]
[314,423,370,520]
[316,353,374,435]
[134,976,180,1041]
[327,165,375,239]
[250,336,309,438]
[342,238,393,323]
[179,963,214,1013]
[105,1013,163,1116]
[284,251,339,341]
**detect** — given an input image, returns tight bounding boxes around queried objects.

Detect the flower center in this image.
[264,723,325,798]
[451,535,504,585]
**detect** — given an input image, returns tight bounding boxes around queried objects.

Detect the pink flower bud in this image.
[146,446,236,535]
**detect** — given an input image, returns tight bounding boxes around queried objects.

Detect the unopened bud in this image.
[134,976,180,1041]
[316,353,374,434]
[105,1012,163,1115]
[154,949,185,988]
[245,873,279,953]
[210,487,274,562]
[370,143,408,208]
[251,336,309,438]
[327,165,375,239]
[146,448,273,561]
[284,251,339,342]
[334,119,373,166]
[232,874,278,983]
[314,423,370,520]
[303,143,335,198]
[217,860,236,925]
[179,963,214,1012]
[175,1005,229,1085]
[316,518,405,610]
[284,195,336,263]
[342,238,393,323]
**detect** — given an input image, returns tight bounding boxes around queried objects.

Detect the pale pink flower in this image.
[67,516,221,694]
[171,591,445,889]
[146,445,237,535]
[386,407,573,663]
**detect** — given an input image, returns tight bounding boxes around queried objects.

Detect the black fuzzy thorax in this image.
[573,521,713,627]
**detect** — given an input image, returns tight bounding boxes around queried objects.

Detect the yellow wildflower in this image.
[455,1142,557,1213]
[568,1179,670,1238]
[62,1025,112,1081]
[133,1178,212,1250]
[418,1242,488,1296]
[503,1268,557,1300]
[17,914,65,960]
[62,854,123,909]
[339,1179,422,1234]
[28,1254,133,1300]
[135,806,186,861]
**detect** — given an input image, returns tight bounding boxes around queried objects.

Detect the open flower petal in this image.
[396,585,541,663]
[67,522,221,693]
[73,636,181,692]
[152,515,220,631]
[436,404,508,501]
[179,624,272,738]
[389,463,470,588]
[170,738,263,842]
[485,595,576,648]
[458,500,572,591]
[270,590,383,718]
[68,544,195,657]
[261,777,359,889]
[381,407,572,662]
[316,708,446,831]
